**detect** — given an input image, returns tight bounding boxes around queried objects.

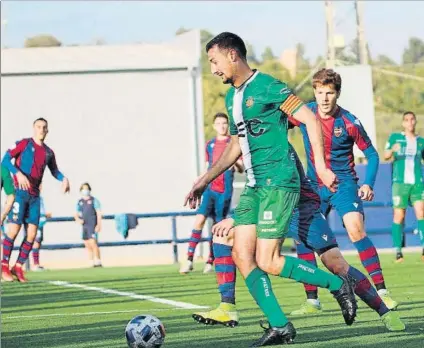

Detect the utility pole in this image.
[325,1,336,69]
[355,0,368,65]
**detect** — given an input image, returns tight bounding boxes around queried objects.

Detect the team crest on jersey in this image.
[334,127,343,137]
[245,97,254,108]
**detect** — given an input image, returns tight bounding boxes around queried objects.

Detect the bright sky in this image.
[1,1,423,63]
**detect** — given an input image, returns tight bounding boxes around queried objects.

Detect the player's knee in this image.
[255,252,279,275]
[329,261,348,275]
[344,217,366,242]
[231,247,252,268]
[393,209,406,224]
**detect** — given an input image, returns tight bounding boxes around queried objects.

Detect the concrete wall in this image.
[1,31,209,269]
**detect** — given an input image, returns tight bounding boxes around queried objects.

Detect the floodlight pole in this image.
[355,0,369,65]
[325,1,336,69]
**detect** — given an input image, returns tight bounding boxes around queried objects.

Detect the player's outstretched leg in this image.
[353,235,399,309]
[320,248,405,331]
[193,238,238,327]
[344,212,399,310]
[290,242,322,316]
[255,240,357,326]
[233,224,296,347]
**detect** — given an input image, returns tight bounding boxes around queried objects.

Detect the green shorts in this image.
[392,182,424,209]
[233,186,300,239]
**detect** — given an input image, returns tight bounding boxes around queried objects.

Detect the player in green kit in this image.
[185,32,357,347]
[1,166,15,226]
[384,111,424,262]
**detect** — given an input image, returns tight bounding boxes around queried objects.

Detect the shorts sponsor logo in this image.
[13,214,18,221]
[334,127,343,137]
[263,211,273,220]
[322,234,328,241]
[259,220,276,225]
[353,202,359,208]
[261,228,277,232]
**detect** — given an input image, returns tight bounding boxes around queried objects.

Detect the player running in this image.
[192,145,405,333]
[180,112,243,274]
[384,111,424,262]
[74,182,103,268]
[1,118,70,282]
[288,68,398,315]
[185,32,357,347]
[1,166,15,227]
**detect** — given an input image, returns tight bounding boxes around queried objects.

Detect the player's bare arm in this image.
[292,105,337,191]
[234,159,244,173]
[95,210,102,232]
[74,213,84,225]
[184,135,241,209]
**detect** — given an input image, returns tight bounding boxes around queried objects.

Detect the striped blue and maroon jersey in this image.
[1,138,64,196]
[205,136,234,194]
[289,102,373,186]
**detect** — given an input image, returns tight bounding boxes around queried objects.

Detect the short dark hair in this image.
[312,69,342,92]
[80,182,92,191]
[33,117,48,125]
[213,112,228,122]
[205,32,247,60]
[403,111,416,120]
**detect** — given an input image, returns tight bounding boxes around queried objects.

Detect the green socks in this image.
[245,268,288,327]
[418,220,424,246]
[280,255,342,292]
[392,223,403,250]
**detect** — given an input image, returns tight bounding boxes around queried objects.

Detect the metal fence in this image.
[12,201,418,265]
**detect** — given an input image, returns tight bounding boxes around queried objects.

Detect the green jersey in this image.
[1,165,15,195]
[225,71,304,190]
[385,132,424,184]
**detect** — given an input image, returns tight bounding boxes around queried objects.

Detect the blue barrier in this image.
[10,201,420,263]
[11,210,210,264]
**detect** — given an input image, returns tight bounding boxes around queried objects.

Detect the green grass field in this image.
[2,253,424,348]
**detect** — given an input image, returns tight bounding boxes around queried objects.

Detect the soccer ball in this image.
[125,315,166,348]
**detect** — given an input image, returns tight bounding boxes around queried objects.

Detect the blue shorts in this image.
[319,180,364,219]
[197,188,232,223]
[82,225,98,241]
[7,190,41,226]
[288,188,338,255]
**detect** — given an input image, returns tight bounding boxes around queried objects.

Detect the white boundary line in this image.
[48,280,208,310]
[4,308,190,320]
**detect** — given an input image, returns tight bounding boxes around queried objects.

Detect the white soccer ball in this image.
[125,315,166,348]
